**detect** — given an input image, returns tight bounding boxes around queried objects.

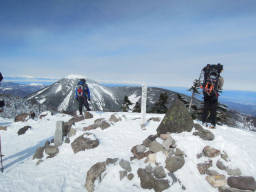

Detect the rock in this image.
[160,133,170,140]
[109,114,121,123]
[0,126,7,131]
[15,113,29,122]
[149,141,165,153]
[55,121,64,147]
[197,160,213,175]
[65,137,70,143]
[94,118,105,125]
[119,170,127,180]
[84,112,93,119]
[148,117,161,122]
[193,124,215,141]
[106,158,118,165]
[221,151,229,162]
[85,162,106,192]
[36,160,43,166]
[162,136,176,150]
[127,173,134,180]
[145,164,153,173]
[83,124,99,131]
[168,172,178,184]
[33,147,44,160]
[227,176,256,191]
[154,166,166,179]
[137,168,155,189]
[175,148,184,156]
[216,160,227,171]
[67,128,76,138]
[206,169,220,176]
[39,114,47,119]
[131,145,152,160]
[206,175,227,188]
[71,133,99,153]
[17,126,31,135]
[165,156,185,172]
[203,146,220,158]
[44,140,50,148]
[63,122,72,137]
[197,153,203,159]
[68,115,85,124]
[219,186,253,192]
[119,159,132,172]
[156,98,193,134]
[136,145,147,153]
[154,179,170,192]
[143,135,157,147]
[146,153,157,164]
[227,168,242,176]
[45,145,59,157]
[100,121,111,130]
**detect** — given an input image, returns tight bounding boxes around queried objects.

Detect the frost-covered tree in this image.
[122,96,132,112]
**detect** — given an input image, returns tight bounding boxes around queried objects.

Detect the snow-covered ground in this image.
[0,112,256,192]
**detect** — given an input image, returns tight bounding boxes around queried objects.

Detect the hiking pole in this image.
[0,135,4,173]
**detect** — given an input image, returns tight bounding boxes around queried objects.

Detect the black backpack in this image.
[202,64,223,96]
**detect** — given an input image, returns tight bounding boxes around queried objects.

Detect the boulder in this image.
[127,173,134,180]
[149,141,165,153]
[143,135,157,147]
[119,159,132,172]
[106,158,118,165]
[216,160,227,171]
[119,170,127,180]
[109,114,121,123]
[227,176,256,191]
[206,169,220,176]
[148,117,161,122]
[154,166,166,179]
[203,146,220,158]
[162,136,176,150]
[175,148,184,156]
[71,133,99,153]
[85,162,106,192]
[165,156,185,172]
[68,115,85,125]
[146,153,157,164]
[45,145,59,157]
[193,124,215,141]
[33,147,44,160]
[197,160,213,175]
[227,168,242,177]
[15,113,29,122]
[206,175,227,188]
[17,126,31,135]
[84,112,93,119]
[154,179,170,192]
[160,133,170,140]
[100,121,111,130]
[136,144,147,153]
[83,124,99,131]
[221,151,230,162]
[0,126,7,131]
[131,145,152,160]
[157,99,193,134]
[137,168,155,189]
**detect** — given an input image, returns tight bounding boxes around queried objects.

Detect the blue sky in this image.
[0,0,256,91]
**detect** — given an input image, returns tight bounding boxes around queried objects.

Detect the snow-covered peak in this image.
[65,74,87,80]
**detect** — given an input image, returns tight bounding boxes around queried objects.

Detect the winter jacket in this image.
[75,82,90,100]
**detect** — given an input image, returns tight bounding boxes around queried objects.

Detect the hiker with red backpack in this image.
[75,79,91,115]
[200,63,224,128]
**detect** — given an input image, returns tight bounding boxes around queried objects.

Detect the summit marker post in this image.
[141,84,147,129]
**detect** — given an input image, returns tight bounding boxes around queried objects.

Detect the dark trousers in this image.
[77,96,90,115]
[202,95,218,126]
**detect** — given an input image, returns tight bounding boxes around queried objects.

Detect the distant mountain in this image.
[0,82,45,97]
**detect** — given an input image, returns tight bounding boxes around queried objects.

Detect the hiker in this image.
[200,63,224,128]
[75,78,91,115]
[0,72,4,111]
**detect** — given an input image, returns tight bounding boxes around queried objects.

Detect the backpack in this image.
[202,64,223,96]
[77,85,84,97]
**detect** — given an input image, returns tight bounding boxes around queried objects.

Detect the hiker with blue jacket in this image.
[75,79,91,115]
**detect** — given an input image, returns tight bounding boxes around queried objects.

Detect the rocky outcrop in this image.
[15,113,29,122]
[157,99,193,134]
[17,126,31,135]
[227,176,256,191]
[203,146,220,158]
[71,133,99,153]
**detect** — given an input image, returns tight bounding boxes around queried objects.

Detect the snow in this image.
[128,93,141,111]
[55,84,62,93]
[0,113,256,192]
[58,90,73,111]
[38,98,46,104]
[65,74,87,79]
[27,87,49,100]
